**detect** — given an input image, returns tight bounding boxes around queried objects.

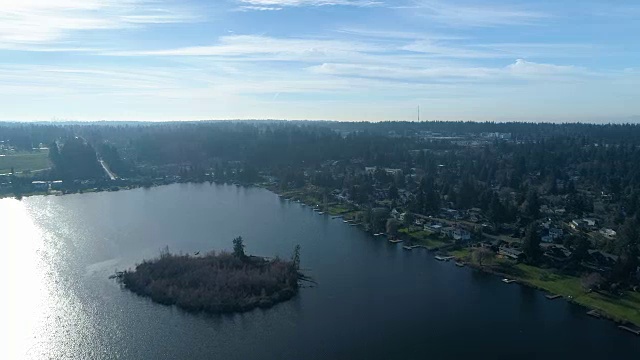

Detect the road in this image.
[99,159,117,180]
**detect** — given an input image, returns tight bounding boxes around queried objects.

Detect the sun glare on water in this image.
[0,198,83,359]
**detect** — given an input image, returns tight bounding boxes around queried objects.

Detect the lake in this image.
[2,183,638,359]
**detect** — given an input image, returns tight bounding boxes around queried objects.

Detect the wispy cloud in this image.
[0,0,198,50]
[104,34,381,58]
[309,59,586,83]
[403,0,548,27]
[236,0,382,11]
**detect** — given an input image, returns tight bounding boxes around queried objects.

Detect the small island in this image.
[116,237,303,314]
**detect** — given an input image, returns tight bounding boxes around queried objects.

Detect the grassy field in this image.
[452,247,640,326]
[0,150,50,174]
[512,264,640,325]
[327,204,352,215]
[400,228,451,249]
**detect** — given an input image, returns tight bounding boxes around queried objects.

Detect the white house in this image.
[453,229,471,242]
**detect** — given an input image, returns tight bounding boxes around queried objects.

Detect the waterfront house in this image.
[453,229,471,242]
[498,247,524,261]
[543,245,571,263]
[584,250,619,272]
[441,226,455,238]
[426,223,443,233]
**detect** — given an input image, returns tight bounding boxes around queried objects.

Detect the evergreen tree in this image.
[523,225,542,264]
[232,236,246,259]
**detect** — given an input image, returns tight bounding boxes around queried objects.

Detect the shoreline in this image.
[266,184,640,330]
[449,249,638,329]
[7,179,639,330]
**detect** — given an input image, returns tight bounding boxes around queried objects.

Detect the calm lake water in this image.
[2,183,638,359]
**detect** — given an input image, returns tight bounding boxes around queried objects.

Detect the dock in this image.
[587,310,602,318]
[435,255,454,261]
[545,294,562,300]
[618,325,640,336]
[402,245,420,250]
[502,278,516,284]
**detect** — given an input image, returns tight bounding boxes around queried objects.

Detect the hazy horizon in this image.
[1,1,639,122]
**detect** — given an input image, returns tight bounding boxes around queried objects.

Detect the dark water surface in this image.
[2,184,638,359]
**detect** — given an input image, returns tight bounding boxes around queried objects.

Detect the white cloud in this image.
[506,59,584,77]
[0,0,197,49]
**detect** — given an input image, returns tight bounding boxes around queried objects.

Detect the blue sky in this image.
[1,0,639,122]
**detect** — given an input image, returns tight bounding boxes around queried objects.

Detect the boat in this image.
[403,246,413,250]
[502,278,516,284]
[388,239,403,243]
[434,255,453,261]
[373,233,384,236]
[343,220,350,223]
[318,212,324,215]
[455,262,465,267]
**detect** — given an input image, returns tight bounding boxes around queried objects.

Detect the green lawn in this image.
[400,228,450,249]
[0,150,50,174]
[516,264,640,325]
[450,248,472,260]
[327,204,352,215]
[463,256,640,325]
